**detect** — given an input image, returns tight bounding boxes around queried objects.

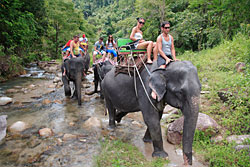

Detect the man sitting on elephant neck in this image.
[151,21,180,99]
[62,35,85,76]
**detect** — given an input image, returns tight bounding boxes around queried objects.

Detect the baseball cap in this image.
[82,34,86,38]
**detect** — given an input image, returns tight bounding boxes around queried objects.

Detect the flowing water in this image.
[0,64,206,167]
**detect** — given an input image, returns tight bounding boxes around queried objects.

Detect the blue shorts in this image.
[62,46,70,52]
[157,54,173,66]
[106,49,117,57]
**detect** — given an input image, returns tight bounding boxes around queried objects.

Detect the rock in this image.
[28,84,36,89]
[0,115,8,141]
[0,97,13,106]
[48,66,57,73]
[235,62,246,72]
[167,113,220,145]
[53,77,61,83]
[39,128,53,137]
[13,86,22,89]
[211,135,223,143]
[56,138,63,145]
[234,145,250,152]
[131,121,143,128]
[30,72,38,76]
[5,89,18,94]
[54,100,62,104]
[42,99,51,105]
[48,84,56,88]
[62,134,77,141]
[8,121,29,133]
[83,117,102,129]
[69,122,75,126]
[226,135,250,144]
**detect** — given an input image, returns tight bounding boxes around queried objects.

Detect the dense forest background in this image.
[0,0,250,79]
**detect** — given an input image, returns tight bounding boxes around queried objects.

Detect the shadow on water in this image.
[0,64,206,167]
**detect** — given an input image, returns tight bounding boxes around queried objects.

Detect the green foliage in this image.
[193,131,250,167]
[95,138,169,167]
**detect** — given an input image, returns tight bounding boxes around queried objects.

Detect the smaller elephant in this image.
[61,55,90,105]
[93,60,114,95]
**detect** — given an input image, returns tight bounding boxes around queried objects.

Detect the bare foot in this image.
[151,91,157,99]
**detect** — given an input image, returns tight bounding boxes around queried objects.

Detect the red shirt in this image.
[66,40,72,47]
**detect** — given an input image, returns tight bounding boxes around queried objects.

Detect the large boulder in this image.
[0,115,7,141]
[8,121,29,133]
[0,97,13,106]
[226,135,250,144]
[167,113,220,145]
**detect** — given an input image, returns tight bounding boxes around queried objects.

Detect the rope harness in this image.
[117,45,159,112]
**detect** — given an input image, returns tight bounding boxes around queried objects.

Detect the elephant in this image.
[101,61,201,165]
[93,60,114,94]
[61,53,90,105]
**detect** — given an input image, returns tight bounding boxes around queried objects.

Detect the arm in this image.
[61,44,67,50]
[70,41,76,58]
[130,27,137,41]
[157,35,172,64]
[171,36,179,61]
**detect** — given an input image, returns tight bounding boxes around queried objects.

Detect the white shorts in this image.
[93,50,106,55]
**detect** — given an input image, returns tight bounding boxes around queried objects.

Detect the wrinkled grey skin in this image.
[102,61,201,165]
[61,55,90,105]
[93,61,114,94]
[0,115,7,142]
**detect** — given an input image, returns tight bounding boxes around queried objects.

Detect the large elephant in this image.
[101,61,201,165]
[93,60,114,94]
[61,54,90,105]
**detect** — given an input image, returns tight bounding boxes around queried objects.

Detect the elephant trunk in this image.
[76,72,82,105]
[182,95,200,165]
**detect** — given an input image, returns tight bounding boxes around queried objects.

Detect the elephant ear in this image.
[149,69,167,102]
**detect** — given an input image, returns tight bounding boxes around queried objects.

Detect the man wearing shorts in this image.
[93,37,106,64]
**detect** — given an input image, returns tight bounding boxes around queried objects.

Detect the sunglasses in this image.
[139,21,145,25]
[164,26,170,29]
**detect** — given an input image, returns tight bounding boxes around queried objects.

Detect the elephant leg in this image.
[62,76,71,96]
[115,112,128,123]
[76,73,82,105]
[141,106,167,158]
[143,110,163,143]
[182,98,199,165]
[105,97,116,129]
[143,128,152,143]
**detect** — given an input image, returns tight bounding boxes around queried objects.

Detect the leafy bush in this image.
[193,131,250,167]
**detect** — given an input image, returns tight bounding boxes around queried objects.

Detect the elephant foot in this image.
[152,150,168,158]
[107,124,116,131]
[142,136,152,143]
[71,96,77,100]
[183,152,192,165]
